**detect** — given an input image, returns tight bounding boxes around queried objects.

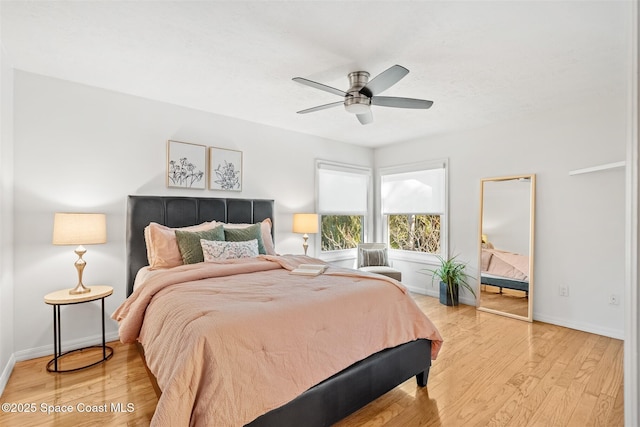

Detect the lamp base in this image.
[69,283,91,295]
[302,234,309,256]
[69,245,91,295]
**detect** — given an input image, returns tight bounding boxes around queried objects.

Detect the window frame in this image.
[315,160,373,261]
[377,159,449,264]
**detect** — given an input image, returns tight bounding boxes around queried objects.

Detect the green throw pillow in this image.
[224,223,266,255]
[175,225,225,264]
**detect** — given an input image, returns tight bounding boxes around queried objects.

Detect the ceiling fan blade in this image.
[292,77,347,97]
[356,111,373,125]
[296,101,343,114]
[371,96,433,109]
[359,65,409,97]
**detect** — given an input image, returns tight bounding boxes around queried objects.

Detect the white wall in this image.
[0,43,15,393]
[11,71,373,359]
[375,98,628,339]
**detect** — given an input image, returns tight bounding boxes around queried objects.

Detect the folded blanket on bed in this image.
[112,255,442,427]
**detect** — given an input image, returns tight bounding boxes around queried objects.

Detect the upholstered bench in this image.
[357,243,402,282]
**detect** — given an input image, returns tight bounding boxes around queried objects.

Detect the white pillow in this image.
[201,239,259,261]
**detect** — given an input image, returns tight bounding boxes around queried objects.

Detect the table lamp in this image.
[52,213,107,295]
[292,213,318,256]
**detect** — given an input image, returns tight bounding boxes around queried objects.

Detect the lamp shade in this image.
[52,213,107,245]
[292,213,318,234]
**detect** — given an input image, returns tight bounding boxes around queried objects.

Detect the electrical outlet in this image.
[609,294,620,305]
[559,286,569,297]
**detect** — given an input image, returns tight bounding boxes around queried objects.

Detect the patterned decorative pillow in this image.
[359,247,389,268]
[174,225,225,265]
[223,223,266,254]
[201,239,259,261]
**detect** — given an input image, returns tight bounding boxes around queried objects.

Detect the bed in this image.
[116,195,442,427]
[480,247,529,295]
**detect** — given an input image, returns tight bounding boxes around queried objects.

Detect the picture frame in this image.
[209,147,242,191]
[167,140,207,189]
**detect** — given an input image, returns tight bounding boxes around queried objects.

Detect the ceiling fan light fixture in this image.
[344,95,370,114]
[344,102,370,115]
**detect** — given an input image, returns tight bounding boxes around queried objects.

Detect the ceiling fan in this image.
[292,64,433,125]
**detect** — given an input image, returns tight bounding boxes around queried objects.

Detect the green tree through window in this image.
[388,214,441,253]
[321,215,363,251]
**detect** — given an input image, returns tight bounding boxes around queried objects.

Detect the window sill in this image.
[318,248,357,263]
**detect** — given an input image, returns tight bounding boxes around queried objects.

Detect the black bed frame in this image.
[126,195,432,427]
[481,273,529,296]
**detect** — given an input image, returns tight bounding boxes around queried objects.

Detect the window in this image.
[380,161,447,258]
[316,161,371,254]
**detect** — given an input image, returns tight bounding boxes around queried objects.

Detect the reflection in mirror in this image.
[477,175,535,322]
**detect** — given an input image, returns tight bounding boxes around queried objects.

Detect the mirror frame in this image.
[477,174,536,322]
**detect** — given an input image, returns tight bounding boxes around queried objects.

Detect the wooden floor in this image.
[479,287,529,318]
[0,294,624,426]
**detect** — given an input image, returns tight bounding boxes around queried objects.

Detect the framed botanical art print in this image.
[167,140,206,189]
[209,147,242,191]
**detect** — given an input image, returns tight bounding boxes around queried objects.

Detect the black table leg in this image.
[52,305,58,371]
[47,298,113,373]
[102,298,106,359]
[56,306,61,361]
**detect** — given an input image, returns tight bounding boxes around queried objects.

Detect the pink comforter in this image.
[481,248,529,281]
[112,255,443,427]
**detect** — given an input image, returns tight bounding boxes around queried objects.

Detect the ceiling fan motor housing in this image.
[344,71,371,114]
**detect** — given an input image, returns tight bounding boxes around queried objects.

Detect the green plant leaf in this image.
[429,254,477,299]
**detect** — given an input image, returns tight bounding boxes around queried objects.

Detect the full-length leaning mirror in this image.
[477,174,535,322]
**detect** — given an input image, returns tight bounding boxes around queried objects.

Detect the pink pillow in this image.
[223,219,276,255]
[481,249,493,272]
[144,221,218,269]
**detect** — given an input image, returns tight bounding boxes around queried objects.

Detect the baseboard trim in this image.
[13,332,120,362]
[0,353,16,397]
[533,313,624,340]
[405,285,475,306]
[405,285,434,297]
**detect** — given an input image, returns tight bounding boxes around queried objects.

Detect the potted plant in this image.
[431,255,476,306]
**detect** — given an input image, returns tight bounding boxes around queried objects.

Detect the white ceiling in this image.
[0,1,631,147]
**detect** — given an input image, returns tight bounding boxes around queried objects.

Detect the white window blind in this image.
[381,167,445,214]
[317,163,369,214]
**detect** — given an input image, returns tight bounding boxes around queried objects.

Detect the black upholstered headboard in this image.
[126,195,275,297]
